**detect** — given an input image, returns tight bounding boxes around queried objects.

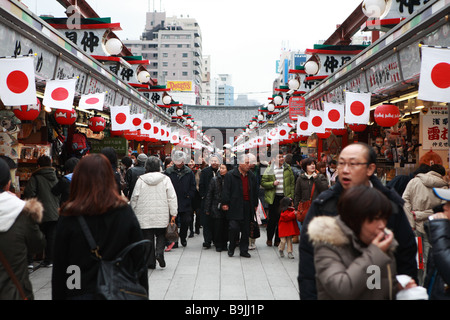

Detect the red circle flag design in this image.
[350,101,365,116]
[279,129,287,136]
[312,116,323,127]
[300,121,309,131]
[7,70,29,94]
[143,122,151,130]
[328,109,340,122]
[115,113,127,125]
[133,118,142,126]
[431,62,450,89]
[51,87,69,101]
[86,97,100,104]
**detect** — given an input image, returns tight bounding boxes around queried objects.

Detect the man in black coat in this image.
[165,151,196,247]
[125,153,148,199]
[199,154,221,248]
[221,154,259,258]
[298,142,418,300]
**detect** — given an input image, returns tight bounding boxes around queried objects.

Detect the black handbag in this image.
[77,216,151,300]
[249,215,260,239]
[165,216,179,243]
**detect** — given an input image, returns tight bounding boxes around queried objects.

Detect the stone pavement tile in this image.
[164,274,196,300]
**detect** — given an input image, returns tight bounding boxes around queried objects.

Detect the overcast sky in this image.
[21,0,364,104]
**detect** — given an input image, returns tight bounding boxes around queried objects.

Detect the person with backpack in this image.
[51,157,79,206]
[52,154,148,300]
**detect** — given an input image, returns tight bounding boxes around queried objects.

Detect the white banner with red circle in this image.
[345,91,371,124]
[323,102,345,129]
[78,92,105,111]
[0,57,37,106]
[43,79,77,110]
[418,47,450,103]
[110,105,132,131]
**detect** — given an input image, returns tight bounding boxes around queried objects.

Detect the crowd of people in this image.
[0,141,449,300]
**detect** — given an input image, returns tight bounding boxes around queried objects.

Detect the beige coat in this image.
[130,172,178,229]
[308,216,398,300]
[402,171,447,234]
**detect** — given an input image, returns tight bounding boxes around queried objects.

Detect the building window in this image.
[182,72,188,76]
[163,62,168,67]
[182,53,188,58]
[163,53,168,57]
[182,62,188,67]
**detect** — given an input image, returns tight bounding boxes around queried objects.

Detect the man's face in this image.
[239,158,250,173]
[276,154,284,166]
[338,144,376,190]
[210,157,220,169]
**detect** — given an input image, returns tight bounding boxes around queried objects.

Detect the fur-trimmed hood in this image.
[308,215,397,252]
[0,192,43,232]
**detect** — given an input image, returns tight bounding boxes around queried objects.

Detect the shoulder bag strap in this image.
[0,250,28,300]
[310,182,316,201]
[77,216,102,259]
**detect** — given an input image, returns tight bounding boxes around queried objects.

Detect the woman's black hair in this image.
[338,185,392,238]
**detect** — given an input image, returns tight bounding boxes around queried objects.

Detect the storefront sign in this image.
[167,81,192,92]
[0,22,57,81]
[288,96,306,121]
[55,58,89,95]
[89,137,128,154]
[422,106,449,150]
[367,53,402,94]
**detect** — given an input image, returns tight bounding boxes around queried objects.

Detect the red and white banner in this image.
[418,47,450,103]
[277,125,291,141]
[308,110,326,134]
[0,57,37,106]
[170,131,180,144]
[323,102,345,129]
[130,113,144,131]
[110,106,131,131]
[140,118,153,135]
[345,91,371,124]
[297,115,312,136]
[43,79,77,110]
[78,92,105,111]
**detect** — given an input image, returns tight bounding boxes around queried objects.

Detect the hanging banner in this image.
[288,96,306,121]
[418,47,450,103]
[422,106,448,150]
[0,57,37,106]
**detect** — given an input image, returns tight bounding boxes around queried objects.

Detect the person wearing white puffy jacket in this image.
[130,156,178,269]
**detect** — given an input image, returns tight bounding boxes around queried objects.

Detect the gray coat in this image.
[309,216,399,300]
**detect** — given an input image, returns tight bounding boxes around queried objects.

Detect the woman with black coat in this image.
[205,164,233,252]
[52,154,147,300]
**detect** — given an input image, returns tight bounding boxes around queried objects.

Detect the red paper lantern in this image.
[88,116,106,133]
[123,130,138,140]
[110,130,124,137]
[54,109,77,125]
[13,98,41,121]
[374,104,400,127]
[348,124,367,132]
[316,129,332,139]
[331,128,347,136]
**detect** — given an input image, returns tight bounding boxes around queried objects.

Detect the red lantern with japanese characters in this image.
[88,116,106,133]
[348,124,367,132]
[54,109,77,125]
[374,104,400,127]
[110,130,123,137]
[13,98,41,121]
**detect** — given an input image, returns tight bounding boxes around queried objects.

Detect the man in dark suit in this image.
[221,154,259,258]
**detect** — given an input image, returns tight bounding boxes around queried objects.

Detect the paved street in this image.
[30,226,300,300]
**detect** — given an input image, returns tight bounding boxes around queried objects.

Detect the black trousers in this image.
[178,211,192,242]
[40,221,57,264]
[228,201,251,254]
[200,200,213,245]
[141,228,166,267]
[267,195,283,244]
[212,217,228,250]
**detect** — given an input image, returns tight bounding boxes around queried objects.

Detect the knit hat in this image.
[172,150,186,165]
[0,158,11,191]
[137,153,148,165]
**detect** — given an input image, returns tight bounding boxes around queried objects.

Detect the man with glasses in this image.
[298,142,418,300]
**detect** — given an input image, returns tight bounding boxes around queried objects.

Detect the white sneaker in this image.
[288,252,294,259]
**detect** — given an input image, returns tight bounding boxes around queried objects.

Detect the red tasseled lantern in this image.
[88,116,106,133]
[331,128,347,136]
[13,98,41,121]
[316,129,332,139]
[348,124,367,132]
[54,109,77,125]
[110,130,124,137]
